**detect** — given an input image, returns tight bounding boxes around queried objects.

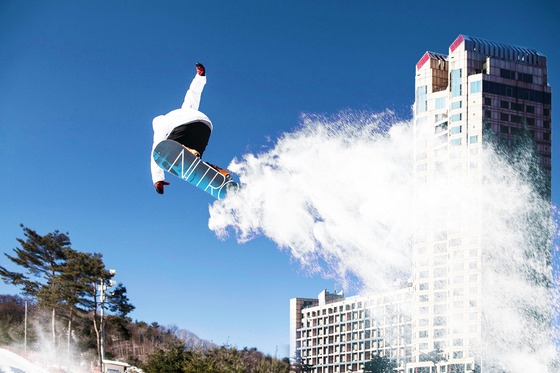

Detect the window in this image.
[416,116,427,126]
[416,86,428,113]
[435,244,446,253]
[511,103,524,111]
[470,80,481,93]
[451,101,462,109]
[451,69,462,97]
[470,135,479,144]
[511,115,523,124]
[526,118,535,126]
[544,121,550,129]
[544,108,550,117]
[518,72,533,83]
[434,329,446,338]
[500,113,509,121]
[453,250,465,258]
[500,68,516,79]
[435,97,447,109]
[451,126,462,135]
[450,238,462,246]
[500,100,509,109]
[437,233,449,242]
[526,105,535,113]
[451,113,462,122]
[485,110,491,118]
[483,81,551,104]
[450,139,462,146]
[435,121,448,134]
[484,97,492,106]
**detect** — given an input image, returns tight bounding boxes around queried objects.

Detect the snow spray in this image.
[208,110,558,372]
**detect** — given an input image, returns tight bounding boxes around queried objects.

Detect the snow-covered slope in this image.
[0,348,48,373]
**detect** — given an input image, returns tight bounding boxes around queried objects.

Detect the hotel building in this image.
[290,35,551,373]
[290,286,412,373]
[410,35,551,372]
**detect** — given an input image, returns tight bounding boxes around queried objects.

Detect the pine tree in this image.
[58,249,108,359]
[363,355,397,373]
[0,225,70,346]
[1,225,135,366]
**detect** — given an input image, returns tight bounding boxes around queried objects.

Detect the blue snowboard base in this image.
[153,140,239,199]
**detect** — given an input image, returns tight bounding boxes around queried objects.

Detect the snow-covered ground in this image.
[0,348,48,373]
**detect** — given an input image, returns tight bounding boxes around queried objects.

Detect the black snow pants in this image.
[167,121,212,157]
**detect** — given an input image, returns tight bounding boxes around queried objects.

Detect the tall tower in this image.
[411,35,551,372]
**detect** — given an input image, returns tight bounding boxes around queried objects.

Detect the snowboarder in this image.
[150,63,212,194]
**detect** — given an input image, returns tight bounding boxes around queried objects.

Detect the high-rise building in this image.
[410,35,551,372]
[290,35,551,373]
[290,286,412,373]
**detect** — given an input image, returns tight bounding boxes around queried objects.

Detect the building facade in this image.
[290,35,551,373]
[290,287,412,373]
[410,35,551,372]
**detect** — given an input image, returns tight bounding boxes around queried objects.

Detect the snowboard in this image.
[153,140,239,199]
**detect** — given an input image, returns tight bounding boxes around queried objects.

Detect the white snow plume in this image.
[472,142,557,371]
[210,110,415,291]
[5,319,92,373]
[208,110,557,371]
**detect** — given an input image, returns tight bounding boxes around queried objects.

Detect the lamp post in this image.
[98,270,116,372]
[24,299,27,356]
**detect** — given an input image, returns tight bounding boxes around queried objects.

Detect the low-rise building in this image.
[290,285,412,373]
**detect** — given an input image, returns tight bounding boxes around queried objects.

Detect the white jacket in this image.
[151,74,213,184]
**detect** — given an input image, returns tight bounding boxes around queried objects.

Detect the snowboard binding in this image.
[180,145,230,179]
[184,146,200,157]
[208,163,232,180]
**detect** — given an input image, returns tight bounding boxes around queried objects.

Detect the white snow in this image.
[208,110,558,371]
[0,348,48,373]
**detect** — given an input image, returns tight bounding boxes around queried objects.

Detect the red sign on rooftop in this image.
[416,52,430,71]
[450,35,465,53]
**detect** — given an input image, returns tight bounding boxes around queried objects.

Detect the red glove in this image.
[196,63,205,76]
[155,181,170,195]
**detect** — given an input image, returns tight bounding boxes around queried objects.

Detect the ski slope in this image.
[0,348,48,373]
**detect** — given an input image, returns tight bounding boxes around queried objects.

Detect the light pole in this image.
[24,299,27,356]
[98,270,116,372]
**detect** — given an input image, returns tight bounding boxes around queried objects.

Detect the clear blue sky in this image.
[1,0,559,358]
